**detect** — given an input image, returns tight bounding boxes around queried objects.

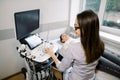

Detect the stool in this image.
[52,67,63,80]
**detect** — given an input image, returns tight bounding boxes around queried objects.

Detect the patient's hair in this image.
[77,10,104,64]
[60,34,63,43]
[60,34,65,43]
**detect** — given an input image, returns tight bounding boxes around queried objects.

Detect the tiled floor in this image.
[96,70,120,80]
[4,70,120,80]
[3,73,25,80]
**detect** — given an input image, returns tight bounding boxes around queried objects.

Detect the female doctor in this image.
[45,10,104,80]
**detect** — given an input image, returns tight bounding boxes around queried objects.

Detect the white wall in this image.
[69,0,81,27]
[0,0,69,30]
[0,0,69,79]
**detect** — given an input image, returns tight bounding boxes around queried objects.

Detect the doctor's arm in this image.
[45,47,74,72]
[45,48,60,65]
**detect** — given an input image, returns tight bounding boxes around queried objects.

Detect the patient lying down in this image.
[59,33,79,56]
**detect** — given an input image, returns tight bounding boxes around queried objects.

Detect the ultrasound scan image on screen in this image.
[14,9,40,40]
[25,35,42,49]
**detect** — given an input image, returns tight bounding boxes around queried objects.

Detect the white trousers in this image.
[89,74,96,80]
[63,67,72,80]
[63,67,96,80]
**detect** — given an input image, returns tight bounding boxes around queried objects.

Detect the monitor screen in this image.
[14,9,40,40]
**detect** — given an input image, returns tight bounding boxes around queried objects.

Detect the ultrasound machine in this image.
[14,9,59,80]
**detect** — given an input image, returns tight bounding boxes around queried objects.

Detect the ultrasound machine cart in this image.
[17,37,59,80]
[14,9,59,80]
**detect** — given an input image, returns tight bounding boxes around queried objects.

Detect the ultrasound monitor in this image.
[14,9,40,40]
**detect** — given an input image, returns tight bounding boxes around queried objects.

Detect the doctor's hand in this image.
[45,48,54,56]
[45,48,59,65]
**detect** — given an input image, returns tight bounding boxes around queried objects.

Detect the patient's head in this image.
[60,33,69,43]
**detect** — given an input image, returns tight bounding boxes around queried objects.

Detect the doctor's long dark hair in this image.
[77,10,104,64]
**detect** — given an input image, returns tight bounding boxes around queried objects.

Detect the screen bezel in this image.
[14,9,40,40]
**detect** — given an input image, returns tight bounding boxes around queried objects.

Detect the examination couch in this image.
[96,50,120,78]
